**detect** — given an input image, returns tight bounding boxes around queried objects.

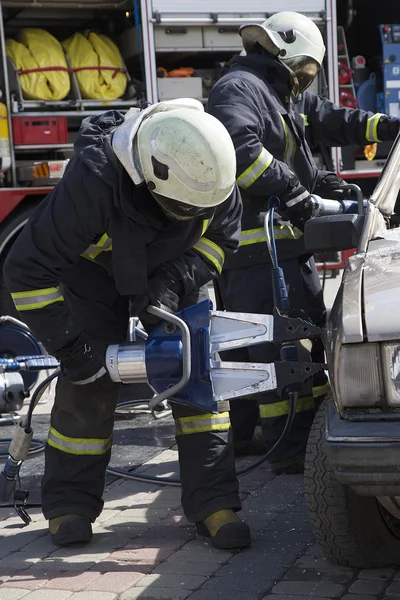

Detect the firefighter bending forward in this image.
[4,99,251,550]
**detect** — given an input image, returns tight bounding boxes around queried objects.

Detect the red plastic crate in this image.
[12,116,68,145]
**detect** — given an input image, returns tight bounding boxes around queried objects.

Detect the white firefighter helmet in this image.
[112,98,237,219]
[240,11,325,93]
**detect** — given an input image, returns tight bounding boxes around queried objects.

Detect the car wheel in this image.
[304,397,400,567]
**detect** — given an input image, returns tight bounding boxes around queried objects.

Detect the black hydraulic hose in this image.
[26,368,61,430]
[105,394,298,485]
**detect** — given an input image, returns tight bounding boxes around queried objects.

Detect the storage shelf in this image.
[12,110,131,118]
[12,100,139,114]
[156,47,241,53]
[14,144,74,151]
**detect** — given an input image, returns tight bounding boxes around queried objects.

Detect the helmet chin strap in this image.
[278,59,300,100]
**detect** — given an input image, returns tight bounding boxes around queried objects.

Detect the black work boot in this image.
[233,432,268,458]
[196,509,251,549]
[49,514,93,546]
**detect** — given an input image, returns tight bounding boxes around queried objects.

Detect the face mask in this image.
[280,56,320,96]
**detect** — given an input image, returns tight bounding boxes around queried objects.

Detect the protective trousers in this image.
[42,261,240,523]
[216,256,330,465]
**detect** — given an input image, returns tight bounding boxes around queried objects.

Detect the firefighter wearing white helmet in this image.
[207,10,400,472]
[240,11,325,97]
[4,99,249,550]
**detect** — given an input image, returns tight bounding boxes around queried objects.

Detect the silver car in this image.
[304,135,400,568]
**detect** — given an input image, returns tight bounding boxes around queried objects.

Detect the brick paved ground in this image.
[1,442,400,600]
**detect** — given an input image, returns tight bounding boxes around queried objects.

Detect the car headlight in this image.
[381,343,400,406]
[337,343,385,408]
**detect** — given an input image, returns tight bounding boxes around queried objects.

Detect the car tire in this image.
[304,397,400,568]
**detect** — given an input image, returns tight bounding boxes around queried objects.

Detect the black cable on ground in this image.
[0,437,45,458]
[1,366,299,501]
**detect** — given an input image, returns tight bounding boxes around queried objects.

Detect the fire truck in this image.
[0,0,397,312]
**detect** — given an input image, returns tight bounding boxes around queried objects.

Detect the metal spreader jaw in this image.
[106,300,325,414]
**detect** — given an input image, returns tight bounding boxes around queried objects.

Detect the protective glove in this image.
[376,116,400,142]
[314,173,349,200]
[56,334,106,385]
[279,178,314,231]
[130,266,182,324]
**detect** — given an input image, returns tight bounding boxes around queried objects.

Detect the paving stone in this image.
[84,572,145,593]
[271,581,345,597]
[29,560,97,572]
[119,587,190,600]
[21,590,72,600]
[151,558,218,577]
[135,573,206,590]
[263,596,336,600]
[108,546,173,564]
[386,581,400,596]
[42,571,101,591]
[358,567,396,580]
[169,546,232,564]
[348,579,386,595]
[182,592,251,600]
[218,549,294,576]
[0,554,36,572]
[67,593,117,600]
[0,570,60,590]
[0,590,31,600]
[340,595,379,600]
[200,573,274,594]
[18,534,59,557]
[294,555,353,573]
[0,570,19,586]
[282,567,353,585]
[91,559,153,575]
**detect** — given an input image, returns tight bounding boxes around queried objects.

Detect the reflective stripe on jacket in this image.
[207,53,388,268]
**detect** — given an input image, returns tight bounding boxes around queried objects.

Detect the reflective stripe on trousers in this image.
[175,412,231,435]
[258,383,330,419]
[239,225,303,246]
[47,426,112,455]
[11,286,64,311]
[193,237,225,274]
[236,147,273,189]
[366,113,385,142]
[259,396,315,419]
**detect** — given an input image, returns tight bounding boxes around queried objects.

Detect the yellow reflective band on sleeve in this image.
[236,147,273,190]
[259,396,315,419]
[201,217,214,236]
[239,225,303,246]
[366,113,386,142]
[313,382,331,399]
[175,412,231,435]
[81,233,112,261]
[299,113,309,126]
[193,237,225,274]
[11,286,64,311]
[47,427,112,456]
[279,114,297,171]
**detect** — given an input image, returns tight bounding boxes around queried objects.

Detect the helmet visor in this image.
[281,56,320,93]
[152,192,216,221]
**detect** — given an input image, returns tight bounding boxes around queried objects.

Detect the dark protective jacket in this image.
[4,111,242,355]
[206,53,394,268]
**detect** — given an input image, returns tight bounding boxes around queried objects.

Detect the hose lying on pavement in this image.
[0,371,298,490]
